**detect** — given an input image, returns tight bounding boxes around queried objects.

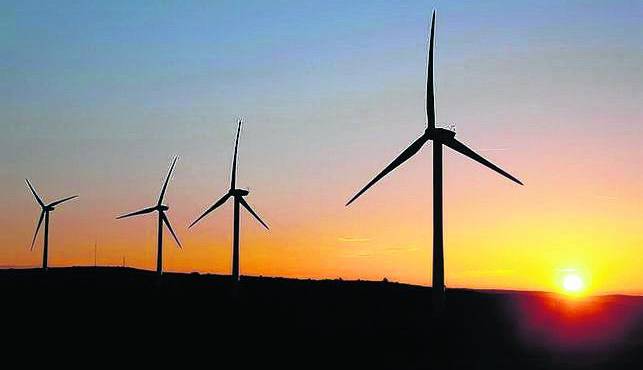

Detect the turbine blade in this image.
[443,137,523,185]
[48,195,78,207]
[426,10,436,127]
[239,198,269,230]
[116,206,157,219]
[30,211,45,250]
[230,120,242,190]
[189,194,231,228]
[25,179,45,208]
[157,156,178,206]
[346,134,430,206]
[161,212,182,248]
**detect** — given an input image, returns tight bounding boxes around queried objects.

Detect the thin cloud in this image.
[461,269,514,277]
[478,148,510,152]
[593,194,618,201]
[558,268,577,272]
[341,251,373,258]
[338,237,371,243]
[384,246,419,252]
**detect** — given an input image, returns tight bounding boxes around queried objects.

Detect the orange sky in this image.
[2,126,641,296]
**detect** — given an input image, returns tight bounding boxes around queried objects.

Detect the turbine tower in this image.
[346,11,523,313]
[189,120,269,282]
[117,156,182,276]
[26,179,78,270]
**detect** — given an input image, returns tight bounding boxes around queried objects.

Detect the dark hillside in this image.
[1,267,641,369]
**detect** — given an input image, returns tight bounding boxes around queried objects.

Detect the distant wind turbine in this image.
[26,179,78,270]
[117,156,182,276]
[189,120,269,282]
[345,11,523,313]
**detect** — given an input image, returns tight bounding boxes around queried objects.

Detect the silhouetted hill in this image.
[1,267,641,369]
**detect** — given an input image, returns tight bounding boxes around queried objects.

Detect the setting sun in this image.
[562,274,585,294]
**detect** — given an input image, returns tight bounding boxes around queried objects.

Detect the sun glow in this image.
[562,273,585,295]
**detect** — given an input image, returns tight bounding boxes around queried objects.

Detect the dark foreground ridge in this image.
[2,267,641,369]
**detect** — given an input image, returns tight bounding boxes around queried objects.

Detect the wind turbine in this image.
[26,179,78,270]
[117,156,182,276]
[345,11,523,313]
[189,120,269,282]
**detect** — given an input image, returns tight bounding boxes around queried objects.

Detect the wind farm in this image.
[2,2,642,369]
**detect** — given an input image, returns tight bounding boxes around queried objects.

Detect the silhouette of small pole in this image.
[432,142,445,314]
[157,212,163,276]
[94,241,97,267]
[232,196,240,283]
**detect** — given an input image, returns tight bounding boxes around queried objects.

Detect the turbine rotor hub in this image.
[231,189,249,197]
[426,127,456,141]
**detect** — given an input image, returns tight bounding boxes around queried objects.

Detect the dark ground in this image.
[1,267,641,369]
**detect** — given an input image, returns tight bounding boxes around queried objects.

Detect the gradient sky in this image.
[1,1,642,294]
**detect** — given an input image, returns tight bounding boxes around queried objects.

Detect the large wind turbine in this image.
[117,156,182,276]
[189,120,269,282]
[346,11,523,312]
[26,179,78,270]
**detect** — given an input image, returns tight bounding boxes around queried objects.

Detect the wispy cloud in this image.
[341,251,373,258]
[342,246,420,258]
[461,269,514,277]
[478,147,510,152]
[593,194,618,201]
[338,237,371,243]
[384,246,419,252]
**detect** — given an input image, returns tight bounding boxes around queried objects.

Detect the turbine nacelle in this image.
[425,127,456,142]
[157,205,169,212]
[44,205,56,212]
[230,189,250,197]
